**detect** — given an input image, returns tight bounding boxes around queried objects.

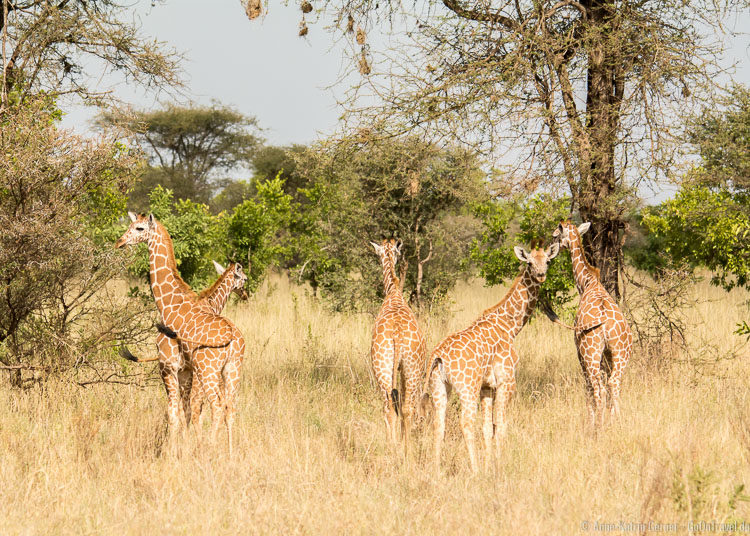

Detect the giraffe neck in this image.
[568,229,599,294]
[147,221,196,319]
[199,270,234,314]
[488,266,541,337]
[381,255,400,297]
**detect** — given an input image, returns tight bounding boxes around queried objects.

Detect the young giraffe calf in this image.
[121,261,248,431]
[370,238,427,456]
[552,221,632,426]
[422,242,559,472]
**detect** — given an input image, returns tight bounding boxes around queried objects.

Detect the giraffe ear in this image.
[514,246,530,263]
[127,211,137,222]
[546,242,560,260]
[370,241,382,254]
[148,214,156,227]
[395,239,403,254]
[578,222,591,235]
[212,260,226,275]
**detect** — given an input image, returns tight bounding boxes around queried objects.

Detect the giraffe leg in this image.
[189,367,205,430]
[178,365,192,429]
[606,346,629,420]
[459,391,479,474]
[429,366,447,473]
[159,362,182,441]
[222,344,243,456]
[493,369,515,455]
[192,350,225,446]
[400,364,414,462]
[480,387,494,471]
[577,330,606,429]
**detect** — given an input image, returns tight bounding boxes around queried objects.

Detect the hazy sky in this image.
[61,0,750,149]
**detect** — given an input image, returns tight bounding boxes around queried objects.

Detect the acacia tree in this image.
[101,103,262,207]
[244,0,740,299]
[0,0,181,111]
[294,135,486,310]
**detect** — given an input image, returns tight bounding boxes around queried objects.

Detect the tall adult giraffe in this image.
[370,238,427,456]
[116,213,245,451]
[422,243,559,472]
[552,221,632,426]
[120,261,248,432]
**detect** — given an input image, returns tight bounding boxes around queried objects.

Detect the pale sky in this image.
[62,0,750,151]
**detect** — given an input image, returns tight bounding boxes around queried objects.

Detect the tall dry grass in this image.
[1,274,749,534]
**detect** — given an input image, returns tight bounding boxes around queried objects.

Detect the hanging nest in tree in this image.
[299,21,309,36]
[356,26,366,45]
[301,1,312,13]
[245,0,262,20]
[358,50,371,75]
[346,14,354,33]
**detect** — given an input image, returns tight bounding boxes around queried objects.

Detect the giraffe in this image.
[422,242,559,472]
[552,221,632,426]
[370,238,427,456]
[116,212,246,451]
[120,261,248,431]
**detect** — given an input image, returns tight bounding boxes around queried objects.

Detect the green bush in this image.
[470,195,575,310]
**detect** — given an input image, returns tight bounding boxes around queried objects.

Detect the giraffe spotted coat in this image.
[553,221,632,426]
[370,238,427,454]
[424,244,559,472]
[122,261,248,432]
[116,213,245,452]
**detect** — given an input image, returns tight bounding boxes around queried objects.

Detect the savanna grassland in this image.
[1,274,749,535]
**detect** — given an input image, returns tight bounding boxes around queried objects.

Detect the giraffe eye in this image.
[135,226,145,231]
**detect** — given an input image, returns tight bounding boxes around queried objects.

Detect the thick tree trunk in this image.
[577,0,625,301]
[577,207,623,300]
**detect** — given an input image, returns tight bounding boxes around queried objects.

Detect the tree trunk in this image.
[578,208,623,300]
[577,0,625,300]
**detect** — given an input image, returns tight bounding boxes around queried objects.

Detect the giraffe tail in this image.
[119,346,159,363]
[391,330,402,417]
[155,322,178,339]
[419,357,441,418]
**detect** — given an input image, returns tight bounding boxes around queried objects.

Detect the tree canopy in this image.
[0,0,181,111]
[245,0,742,300]
[102,103,262,207]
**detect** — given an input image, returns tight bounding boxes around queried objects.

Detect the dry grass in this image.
[1,274,749,534]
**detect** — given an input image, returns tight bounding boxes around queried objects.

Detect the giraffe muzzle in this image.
[114,238,127,249]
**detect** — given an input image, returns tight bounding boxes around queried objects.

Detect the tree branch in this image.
[442,0,519,30]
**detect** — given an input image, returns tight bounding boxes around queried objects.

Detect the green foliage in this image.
[102,102,262,208]
[292,136,486,311]
[641,187,750,290]
[471,195,575,309]
[128,186,224,288]
[0,100,148,378]
[636,87,750,336]
[225,176,295,290]
[688,84,750,190]
[83,142,136,246]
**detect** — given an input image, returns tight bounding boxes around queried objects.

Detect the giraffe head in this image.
[213,260,249,300]
[115,212,154,248]
[370,238,402,267]
[513,242,560,283]
[552,220,591,250]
